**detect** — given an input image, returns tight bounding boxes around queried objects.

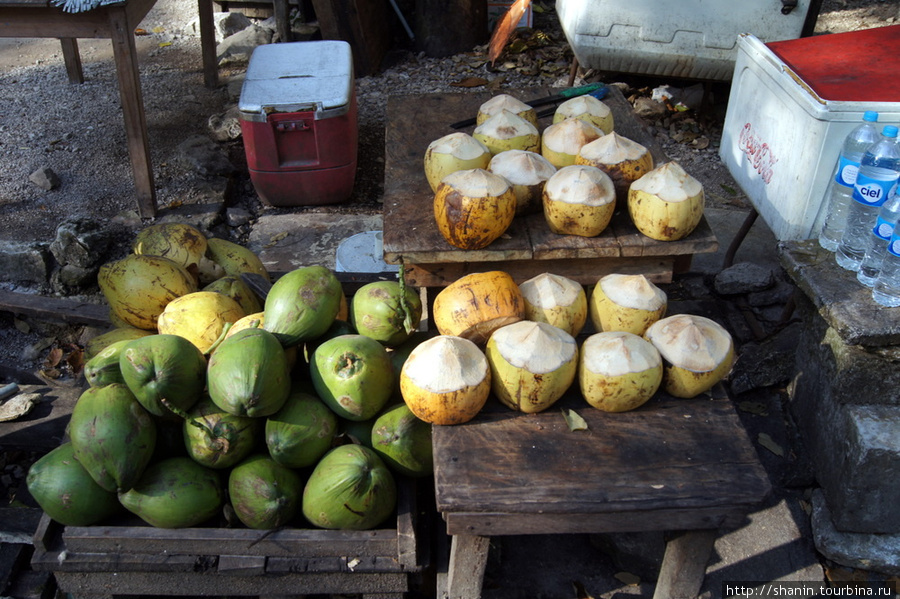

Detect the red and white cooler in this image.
[239,41,358,207]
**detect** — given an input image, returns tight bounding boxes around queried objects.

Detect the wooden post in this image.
[445,534,491,599]
[58,37,84,84]
[198,0,218,88]
[414,0,488,58]
[652,530,717,599]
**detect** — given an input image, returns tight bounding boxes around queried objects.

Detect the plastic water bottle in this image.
[872,228,900,307]
[818,111,880,251]
[835,125,900,272]
[857,191,900,286]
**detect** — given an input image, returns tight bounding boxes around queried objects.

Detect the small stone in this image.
[226,207,252,228]
[28,166,60,190]
[632,97,668,120]
[714,262,776,295]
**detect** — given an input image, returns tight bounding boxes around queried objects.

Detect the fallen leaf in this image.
[561,408,588,432]
[134,28,149,35]
[720,183,738,196]
[614,571,641,586]
[13,318,30,334]
[45,347,63,368]
[690,136,710,149]
[449,77,489,88]
[67,348,85,374]
[158,42,172,48]
[758,432,784,457]
[738,400,769,416]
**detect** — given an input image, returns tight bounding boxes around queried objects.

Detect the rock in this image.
[632,97,668,120]
[747,279,796,307]
[28,167,60,191]
[216,24,273,66]
[49,219,110,269]
[215,11,252,41]
[714,262,776,295]
[0,240,51,286]
[226,207,252,228]
[729,322,800,394]
[175,135,235,177]
[208,106,243,142]
[811,489,900,576]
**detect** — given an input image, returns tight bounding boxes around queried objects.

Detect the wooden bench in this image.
[432,389,772,598]
[0,0,219,218]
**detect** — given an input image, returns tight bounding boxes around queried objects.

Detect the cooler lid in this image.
[239,41,354,116]
[766,25,900,103]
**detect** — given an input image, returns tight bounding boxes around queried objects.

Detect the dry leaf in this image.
[45,347,63,368]
[449,77,489,88]
[758,432,784,456]
[561,409,588,432]
[13,318,30,334]
[67,348,85,374]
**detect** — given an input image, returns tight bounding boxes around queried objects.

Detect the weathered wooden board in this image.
[0,384,80,450]
[381,85,718,283]
[0,289,110,328]
[432,389,771,537]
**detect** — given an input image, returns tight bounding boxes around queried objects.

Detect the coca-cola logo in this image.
[738,123,778,184]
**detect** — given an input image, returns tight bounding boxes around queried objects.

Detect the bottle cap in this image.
[883,126,899,138]
[863,111,879,122]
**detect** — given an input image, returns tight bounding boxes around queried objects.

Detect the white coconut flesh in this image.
[488,150,556,187]
[542,119,604,161]
[424,132,492,191]
[473,110,540,153]
[630,161,703,203]
[581,331,661,376]
[579,132,649,166]
[520,273,583,310]
[598,274,666,311]
[644,314,732,373]
[490,321,577,374]
[478,94,537,126]
[440,168,512,198]
[545,165,615,207]
[403,335,488,393]
[553,95,614,134]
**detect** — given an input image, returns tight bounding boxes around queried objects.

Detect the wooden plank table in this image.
[0,0,219,218]
[433,389,772,598]
[382,86,719,287]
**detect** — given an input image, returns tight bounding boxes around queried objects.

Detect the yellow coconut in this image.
[628,162,704,242]
[98,254,198,331]
[589,273,667,336]
[133,222,208,276]
[206,238,270,280]
[518,272,587,337]
[225,311,265,338]
[543,164,616,237]
[477,93,539,128]
[487,149,557,215]
[540,118,604,169]
[485,320,578,413]
[424,132,492,192]
[203,275,263,315]
[400,335,490,425]
[433,168,517,250]
[473,110,540,156]
[432,271,525,345]
[643,314,735,398]
[157,291,246,353]
[576,132,654,208]
[578,331,663,412]
[553,95,614,134]
[83,327,155,361]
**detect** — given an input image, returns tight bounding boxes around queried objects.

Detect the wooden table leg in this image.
[107,5,157,218]
[197,0,218,88]
[652,529,717,599]
[446,534,490,599]
[58,38,84,84]
[273,0,291,42]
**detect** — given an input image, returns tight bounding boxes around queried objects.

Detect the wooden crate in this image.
[30,478,430,599]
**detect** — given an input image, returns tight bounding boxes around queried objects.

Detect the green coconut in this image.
[183,397,262,469]
[83,339,130,387]
[310,334,395,421]
[265,391,338,469]
[371,403,433,478]
[264,266,344,347]
[350,280,423,347]
[203,275,263,315]
[228,454,304,530]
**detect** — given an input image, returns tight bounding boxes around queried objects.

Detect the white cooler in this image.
[719,28,900,241]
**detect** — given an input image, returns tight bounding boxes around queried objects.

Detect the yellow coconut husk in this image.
[225,312,298,368]
[157,291,246,353]
[400,335,491,425]
[643,314,735,398]
[628,162,704,242]
[485,320,578,413]
[83,327,155,361]
[488,150,557,215]
[206,238,270,280]
[578,331,663,412]
[203,275,263,315]
[576,132,654,208]
[98,254,198,331]
[477,94,539,128]
[589,273,667,336]
[424,132,492,192]
[553,95,614,134]
[433,168,517,250]
[540,118,604,169]
[518,272,587,337]
[473,110,541,156]
[133,223,208,281]
[432,271,525,345]
[543,165,616,237]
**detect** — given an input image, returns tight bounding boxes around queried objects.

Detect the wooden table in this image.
[433,390,772,599]
[0,0,219,218]
[382,87,719,287]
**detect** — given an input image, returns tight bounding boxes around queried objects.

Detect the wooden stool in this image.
[433,389,772,599]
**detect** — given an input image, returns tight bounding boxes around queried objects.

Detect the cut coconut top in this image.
[440,168,511,196]
[579,132,650,164]
[474,109,539,139]
[644,314,733,373]
[545,165,615,207]
[520,272,583,308]
[598,274,667,311]
[403,335,488,392]
[542,118,604,153]
[489,150,557,186]
[427,132,491,160]
[554,95,611,121]
[479,94,533,118]
[631,162,702,203]
[490,320,577,374]
[582,331,661,376]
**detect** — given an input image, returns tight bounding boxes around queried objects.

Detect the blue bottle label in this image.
[835,155,861,188]
[853,171,899,207]
[888,230,900,258]
[872,215,897,242]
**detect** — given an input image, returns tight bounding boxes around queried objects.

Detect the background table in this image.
[0,0,218,218]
